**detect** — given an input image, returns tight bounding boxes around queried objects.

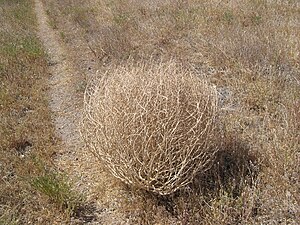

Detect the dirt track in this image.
[35,0,80,147]
[34,0,129,223]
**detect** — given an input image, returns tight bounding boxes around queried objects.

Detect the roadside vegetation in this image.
[0,0,80,223]
[43,0,299,224]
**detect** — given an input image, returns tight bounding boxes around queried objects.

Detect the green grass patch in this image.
[223,10,234,24]
[31,170,81,213]
[1,36,43,58]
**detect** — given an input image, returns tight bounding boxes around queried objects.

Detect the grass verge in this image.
[0,0,81,223]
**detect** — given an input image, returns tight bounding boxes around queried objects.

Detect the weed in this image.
[223,10,234,24]
[76,79,87,93]
[251,14,262,25]
[83,62,219,195]
[31,171,81,213]
[48,19,58,30]
[0,63,4,73]
[60,31,66,40]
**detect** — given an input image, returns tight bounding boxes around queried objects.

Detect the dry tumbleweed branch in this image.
[81,62,219,195]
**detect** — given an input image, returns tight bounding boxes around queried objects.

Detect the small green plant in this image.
[223,10,234,24]
[60,31,66,40]
[76,79,87,93]
[31,170,81,213]
[0,63,4,75]
[48,19,58,29]
[251,14,262,25]
[46,9,51,16]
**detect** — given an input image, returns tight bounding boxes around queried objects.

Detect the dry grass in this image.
[82,62,219,195]
[33,0,300,223]
[0,0,81,223]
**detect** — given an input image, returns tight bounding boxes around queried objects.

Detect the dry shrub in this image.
[82,62,219,195]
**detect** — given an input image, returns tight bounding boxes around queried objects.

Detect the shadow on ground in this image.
[137,135,260,220]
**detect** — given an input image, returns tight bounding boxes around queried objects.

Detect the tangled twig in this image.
[81,62,219,195]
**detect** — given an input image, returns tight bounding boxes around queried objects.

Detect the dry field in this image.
[42,0,300,223]
[0,0,81,224]
[1,0,299,224]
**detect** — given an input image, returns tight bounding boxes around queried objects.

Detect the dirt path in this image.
[34,0,129,224]
[34,0,80,149]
